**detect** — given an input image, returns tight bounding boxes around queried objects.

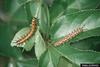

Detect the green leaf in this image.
[51,9,100,40]
[39,44,100,67]
[58,57,78,67]
[30,1,39,17]
[17,58,38,67]
[39,47,60,67]
[71,36,100,51]
[24,2,33,22]
[8,58,38,67]
[67,0,100,9]
[37,3,50,39]
[70,27,100,42]
[35,31,46,60]
[56,44,100,66]
[9,0,27,22]
[39,51,51,67]
[49,0,100,22]
[11,27,35,51]
[49,0,67,22]
[10,0,32,15]
[9,0,34,22]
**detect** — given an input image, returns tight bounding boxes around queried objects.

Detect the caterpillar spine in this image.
[16,18,37,45]
[54,27,84,46]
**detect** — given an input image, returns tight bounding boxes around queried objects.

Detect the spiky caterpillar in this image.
[54,27,84,46]
[16,18,37,45]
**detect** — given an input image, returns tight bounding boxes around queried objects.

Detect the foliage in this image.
[0,0,100,67]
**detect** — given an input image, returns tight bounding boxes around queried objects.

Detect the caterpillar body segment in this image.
[54,27,84,46]
[16,18,37,45]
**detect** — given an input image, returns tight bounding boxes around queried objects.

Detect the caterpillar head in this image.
[32,17,39,26]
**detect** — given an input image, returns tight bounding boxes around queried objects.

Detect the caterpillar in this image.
[54,27,84,46]
[16,17,37,45]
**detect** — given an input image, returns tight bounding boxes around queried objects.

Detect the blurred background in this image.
[0,0,38,67]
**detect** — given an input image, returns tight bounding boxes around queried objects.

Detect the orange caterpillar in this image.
[54,27,84,46]
[16,17,37,45]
